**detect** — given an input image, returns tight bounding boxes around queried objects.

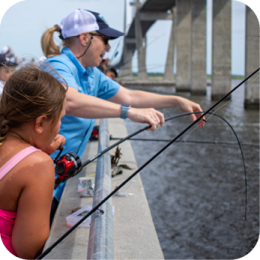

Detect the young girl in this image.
[0,67,66,259]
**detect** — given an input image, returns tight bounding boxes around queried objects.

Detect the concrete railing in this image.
[43,118,163,259]
[87,119,114,260]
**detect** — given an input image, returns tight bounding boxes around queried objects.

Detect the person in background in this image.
[1,46,18,63]
[0,67,66,259]
[105,67,124,85]
[0,55,17,97]
[105,67,117,80]
[98,52,110,73]
[40,9,205,217]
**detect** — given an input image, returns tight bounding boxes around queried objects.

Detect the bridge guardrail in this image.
[87,119,114,260]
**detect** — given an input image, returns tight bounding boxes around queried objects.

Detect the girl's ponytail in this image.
[0,114,10,147]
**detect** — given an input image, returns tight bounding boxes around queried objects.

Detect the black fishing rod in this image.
[110,110,249,220]
[36,68,259,259]
[56,110,241,187]
[55,111,208,188]
[56,110,249,204]
[110,137,259,146]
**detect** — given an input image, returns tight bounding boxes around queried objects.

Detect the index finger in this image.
[156,111,165,127]
[192,109,205,127]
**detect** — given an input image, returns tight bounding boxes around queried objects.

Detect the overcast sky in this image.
[0,0,259,76]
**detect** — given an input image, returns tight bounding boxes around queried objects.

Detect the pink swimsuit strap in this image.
[0,146,40,180]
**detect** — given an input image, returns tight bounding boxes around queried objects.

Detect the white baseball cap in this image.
[1,46,10,55]
[59,9,124,40]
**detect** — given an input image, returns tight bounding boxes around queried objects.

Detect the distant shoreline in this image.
[124,73,244,80]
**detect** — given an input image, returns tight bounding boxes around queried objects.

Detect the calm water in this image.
[125,80,259,259]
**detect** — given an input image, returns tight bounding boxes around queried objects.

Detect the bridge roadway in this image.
[127,0,175,38]
[116,0,175,78]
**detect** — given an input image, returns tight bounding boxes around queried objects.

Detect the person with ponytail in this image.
[0,67,66,259]
[40,9,205,214]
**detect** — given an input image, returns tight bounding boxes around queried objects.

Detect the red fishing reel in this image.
[54,152,82,189]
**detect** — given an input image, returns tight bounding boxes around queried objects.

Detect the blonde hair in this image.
[41,25,96,58]
[41,27,61,58]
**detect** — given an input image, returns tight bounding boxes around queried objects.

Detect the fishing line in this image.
[171,100,250,221]
[110,137,258,146]
[36,68,259,259]
[118,79,252,213]
[118,117,204,194]
[82,110,233,171]
[117,114,206,194]
[80,76,255,213]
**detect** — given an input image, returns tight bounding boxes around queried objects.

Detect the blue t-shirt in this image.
[41,47,120,201]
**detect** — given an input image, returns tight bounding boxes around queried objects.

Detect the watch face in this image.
[121,103,131,108]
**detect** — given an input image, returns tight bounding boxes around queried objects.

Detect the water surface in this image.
[124,80,259,259]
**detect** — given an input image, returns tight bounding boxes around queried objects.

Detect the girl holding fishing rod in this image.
[0,67,66,259]
[40,9,205,217]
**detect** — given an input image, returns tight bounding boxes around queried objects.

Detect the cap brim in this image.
[97,27,124,40]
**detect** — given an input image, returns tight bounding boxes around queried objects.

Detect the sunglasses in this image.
[89,33,110,45]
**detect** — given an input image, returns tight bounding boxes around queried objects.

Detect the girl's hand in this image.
[42,134,66,155]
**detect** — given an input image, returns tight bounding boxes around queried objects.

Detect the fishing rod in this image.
[36,67,259,259]
[110,137,259,147]
[54,110,243,188]
[110,110,249,219]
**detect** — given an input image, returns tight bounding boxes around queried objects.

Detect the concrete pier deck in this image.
[43,118,164,259]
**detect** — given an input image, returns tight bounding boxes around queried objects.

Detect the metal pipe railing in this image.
[87,119,114,260]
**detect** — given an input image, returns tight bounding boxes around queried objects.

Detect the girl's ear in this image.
[34,115,47,134]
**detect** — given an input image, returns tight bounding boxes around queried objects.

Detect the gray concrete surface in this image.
[118,43,135,79]
[191,0,207,95]
[245,6,259,109]
[176,0,192,91]
[43,118,164,259]
[135,0,148,80]
[163,8,175,81]
[109,118,164,260]
[211,0,231,100]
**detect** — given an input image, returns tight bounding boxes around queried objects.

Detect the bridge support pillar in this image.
[119,42,134,79]
[176,0,191,92]
[191,0,207,95]
[163,8,175,81]
[135,0,148,80]
[211,0,231,100]
[244,6,259,109]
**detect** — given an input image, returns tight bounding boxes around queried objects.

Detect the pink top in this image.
[0,146,39,256]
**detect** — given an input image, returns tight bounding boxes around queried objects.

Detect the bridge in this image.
[115,0,259,108]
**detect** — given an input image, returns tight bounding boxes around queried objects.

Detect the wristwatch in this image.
[120,103,131,119]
